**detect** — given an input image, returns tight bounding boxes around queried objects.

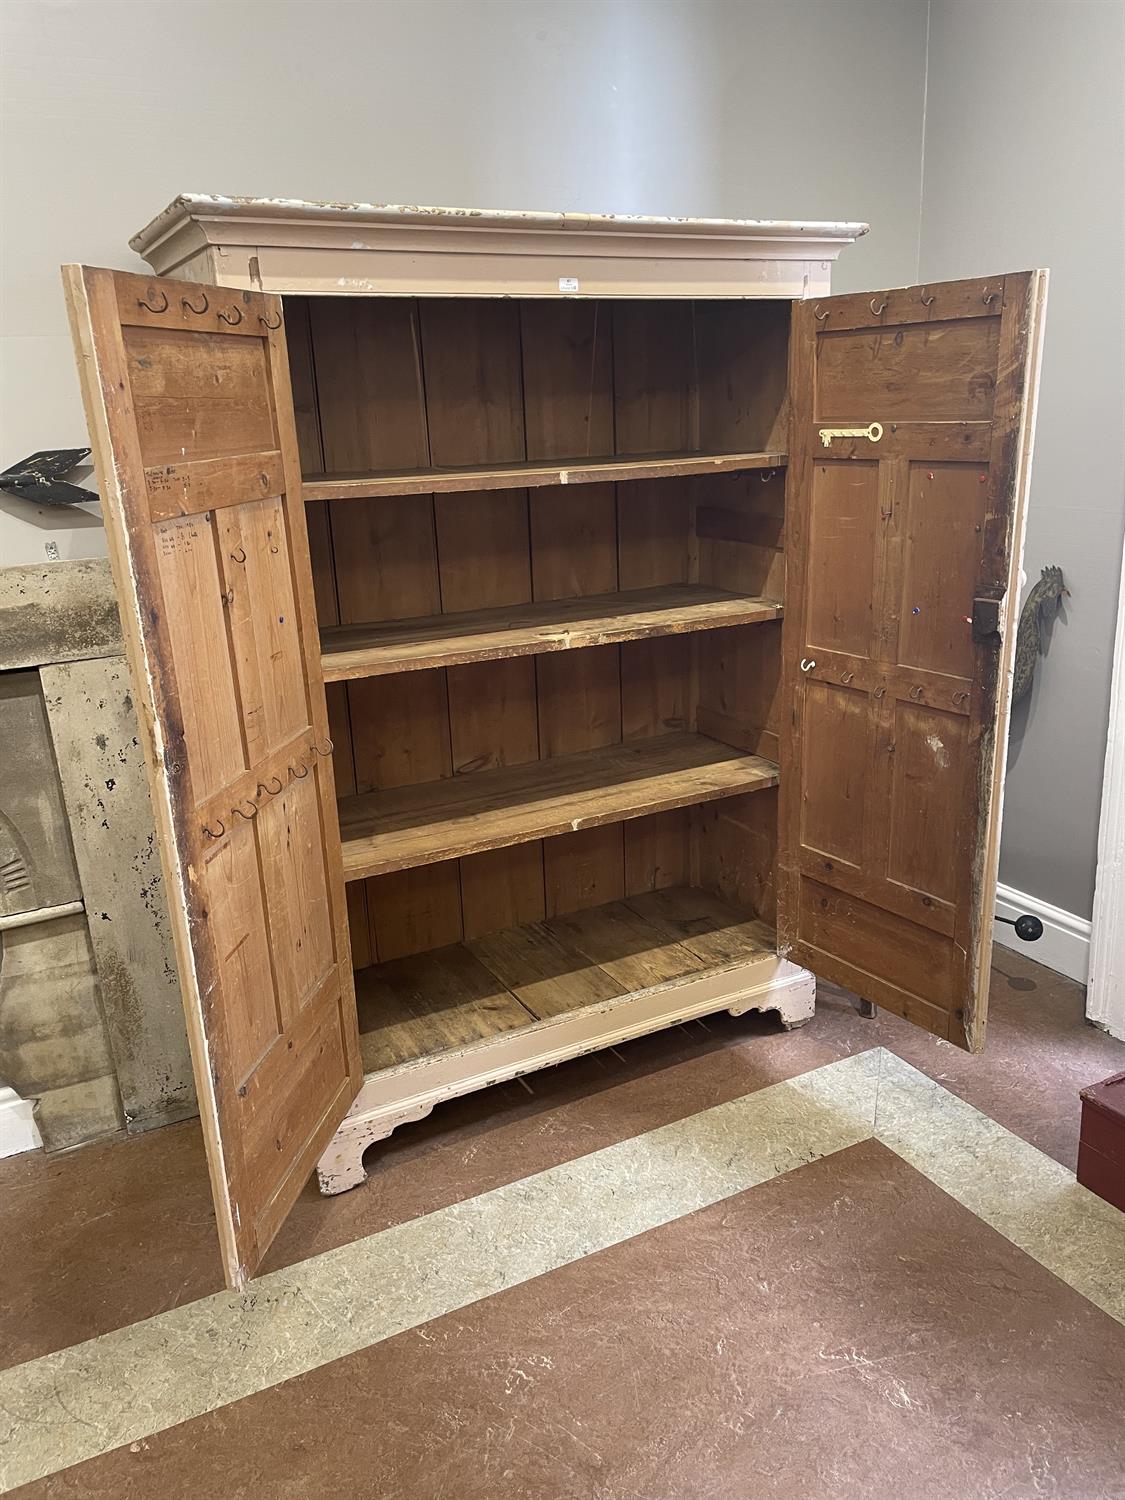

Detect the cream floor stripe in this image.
[876,1051,1125,1319]
[2,1048,1122,1493]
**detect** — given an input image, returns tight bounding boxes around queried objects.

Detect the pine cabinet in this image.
[64,197,1046,1287]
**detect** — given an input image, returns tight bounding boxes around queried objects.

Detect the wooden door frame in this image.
[1088,523,1125,1041]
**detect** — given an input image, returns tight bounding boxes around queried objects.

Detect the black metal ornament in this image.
[0,449,96,506]
[996,912,1044,943]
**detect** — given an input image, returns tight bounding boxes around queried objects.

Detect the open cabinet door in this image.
[780,272,1047,1050]
[64,267,362,1286]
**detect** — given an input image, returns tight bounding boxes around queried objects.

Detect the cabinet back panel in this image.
[288,295,790,477]
[696,469,786,601]
[308,299,430,470]
[364,808,697,966]
[282,294,786,969]
[520,301,614,460]
[419,301,526,466]
[529,484,618,599]
[349,620,776,962]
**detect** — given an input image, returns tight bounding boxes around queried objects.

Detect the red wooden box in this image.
[1077,1069,1125,1212]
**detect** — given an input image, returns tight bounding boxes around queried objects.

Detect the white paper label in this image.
[558,276,580,293]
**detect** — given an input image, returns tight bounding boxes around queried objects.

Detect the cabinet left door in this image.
[64,267,361,1289]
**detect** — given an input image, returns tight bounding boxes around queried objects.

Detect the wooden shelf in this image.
[303,448,786,503]
[355,885,776,1069]
[338,732,778,883]
[321,584,782,683]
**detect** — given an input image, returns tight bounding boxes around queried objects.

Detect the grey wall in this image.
[2,0,1118,920]
[0,0,928,564]
[919,0,1125,918]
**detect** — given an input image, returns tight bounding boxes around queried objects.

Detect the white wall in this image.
[919,0,1125,920]
[4,0,1113,927]
[0,0,928,565]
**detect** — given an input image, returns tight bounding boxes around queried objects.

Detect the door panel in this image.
[64,266,361,1286]
[780,272,1047,1049]
[885,701,967,903]
[799,679,869,869]
[815,317,1002,421]
[897,464,988,677]
[805,462,879,656]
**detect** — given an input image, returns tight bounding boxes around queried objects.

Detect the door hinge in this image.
[970,596,1002,645]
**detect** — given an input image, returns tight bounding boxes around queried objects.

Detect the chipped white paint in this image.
[129,193,871,253]
[1,1047,1122,1492]
[925,732,950,769]
[130,196,867,300]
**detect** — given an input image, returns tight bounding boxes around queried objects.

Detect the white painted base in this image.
[318,955,816,1196]
[993,881,1091,985]
[0,1087,42,1158]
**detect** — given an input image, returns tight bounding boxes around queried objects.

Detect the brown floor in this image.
[2,946,1122,1376]
[16,1140,1125,1499]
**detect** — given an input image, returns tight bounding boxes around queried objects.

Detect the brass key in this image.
[818,421,883,448]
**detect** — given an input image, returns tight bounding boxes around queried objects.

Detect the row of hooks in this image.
[798,659,970,708]
[201,740,334,840]
[227,541,279,564]
[137,288,282,330]
[814,287,1000,322]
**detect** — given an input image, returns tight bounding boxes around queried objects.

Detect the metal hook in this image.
[181,292,209,315]
[231,800,258,820]
[311,738,335,757]
[873,686,886,700]
[202,819,225,840]
[217,306,243,326]
[138,289,169,313]
[909,685,925,702]
[840,670,854,685]
[221,587,234,606]
[814,304,829,323]
[953,690,970,707]
[259,310,282,330]
[290,761,310,780]
[920,287,936,306]
[759,469,775,484]
[229,545,246,563]
[800,658,816,673]
[982,288,1000,306]
[870,297,888,316]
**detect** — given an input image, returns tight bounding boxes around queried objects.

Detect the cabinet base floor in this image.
[318,886,814,1195]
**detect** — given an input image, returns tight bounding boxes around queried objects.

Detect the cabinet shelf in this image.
[355,884,777,1071]
[338,731,778,883]
[321,584,782,683]
[303,448,786,503]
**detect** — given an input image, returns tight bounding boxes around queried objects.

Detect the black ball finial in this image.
[1013,914,1043,942]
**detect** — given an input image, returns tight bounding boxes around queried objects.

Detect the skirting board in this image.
[0,1087,42,1159]
[994,882,1091,985]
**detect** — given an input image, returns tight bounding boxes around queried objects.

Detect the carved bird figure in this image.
[1011,565,1068,705]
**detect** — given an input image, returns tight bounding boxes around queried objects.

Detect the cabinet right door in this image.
[779,272,1047,1050]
